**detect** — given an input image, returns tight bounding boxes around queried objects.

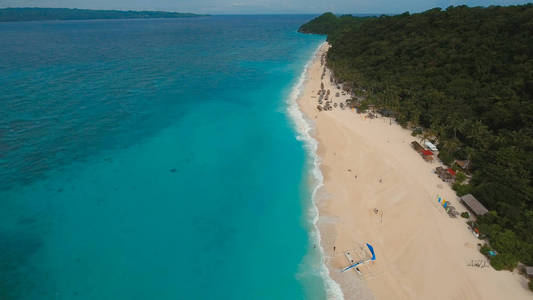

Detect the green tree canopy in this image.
[301,4,533,266]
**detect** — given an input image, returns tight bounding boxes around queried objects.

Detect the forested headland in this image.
[299,5,533,279]
[0,7,205,22]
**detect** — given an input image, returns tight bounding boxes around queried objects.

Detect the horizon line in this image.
[0,7,410,16]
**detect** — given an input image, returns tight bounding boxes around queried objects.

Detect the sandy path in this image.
[298,43,531,300]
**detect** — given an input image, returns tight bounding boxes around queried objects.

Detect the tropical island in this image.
[0,7,205,22]
[298,4,533,297]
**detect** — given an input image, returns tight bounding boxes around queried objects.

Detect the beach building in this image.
[379,109,394,117]
[436,166,456,182]
[455,159,470,171]
[411,141,434,161]
[525,266,533,278]
[460,194,488,216]
[425,141,438,152]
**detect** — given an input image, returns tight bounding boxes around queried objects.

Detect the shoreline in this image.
[286,42,344,300]
[296,42,531,299]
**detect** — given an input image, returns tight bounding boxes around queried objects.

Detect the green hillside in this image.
[0,7,205,22]
[300,5,533,272]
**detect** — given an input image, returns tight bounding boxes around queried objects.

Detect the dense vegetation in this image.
[298,12,341,34]
[300,5,533,270]
[299,12,374,35]
[0,7,204,22]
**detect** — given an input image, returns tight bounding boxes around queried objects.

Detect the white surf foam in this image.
[286,42,344,300]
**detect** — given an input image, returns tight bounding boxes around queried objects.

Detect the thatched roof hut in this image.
[460,194,488,216]
[455,160,470,170]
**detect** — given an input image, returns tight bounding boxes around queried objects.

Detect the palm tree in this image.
[446,113,466,139]
[466,120,490,150]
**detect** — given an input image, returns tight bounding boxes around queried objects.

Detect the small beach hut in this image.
[455,159,470,171]
[436,166,456,183]
[460,194,488,217]
[525,266,533,278]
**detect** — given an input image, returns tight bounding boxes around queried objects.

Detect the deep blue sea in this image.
[0,16,329,299]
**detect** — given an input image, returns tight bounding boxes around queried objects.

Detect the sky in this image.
[0,0,530,14]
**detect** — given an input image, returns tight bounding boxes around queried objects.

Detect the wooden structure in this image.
[455,159,470,170]
[411,141,424,152]
[525,266,533,277]
[411,141,434,161]
[460,194,488,216]
[436,166,456,183]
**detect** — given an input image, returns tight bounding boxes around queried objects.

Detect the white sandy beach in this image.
[298,43,532,300]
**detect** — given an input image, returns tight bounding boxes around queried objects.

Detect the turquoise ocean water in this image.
[0,16,332,299]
